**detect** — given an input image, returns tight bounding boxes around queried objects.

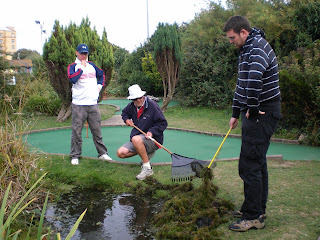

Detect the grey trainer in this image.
[229,215,265,232]
[136,166,154,180]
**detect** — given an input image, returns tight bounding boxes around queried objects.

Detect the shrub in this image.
[25,95,62,116]
[279,41,320,146]
[177,41,236,108]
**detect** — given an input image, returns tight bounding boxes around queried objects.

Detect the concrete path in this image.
[101,115,125,126]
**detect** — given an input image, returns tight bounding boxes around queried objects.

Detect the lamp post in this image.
[146,0,149,39]
[35,20,46,54]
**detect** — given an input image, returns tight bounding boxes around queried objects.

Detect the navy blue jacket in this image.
[122,97,168,144]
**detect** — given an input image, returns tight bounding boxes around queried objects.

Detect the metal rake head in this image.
[171,153,213,182]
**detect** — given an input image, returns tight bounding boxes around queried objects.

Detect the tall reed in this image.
[0,102,43,214]
[1,93,86,239]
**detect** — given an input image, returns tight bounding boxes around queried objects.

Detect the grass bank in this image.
[38,154,320,239]
[30,104,320,239]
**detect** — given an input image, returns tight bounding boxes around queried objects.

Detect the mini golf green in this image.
[26,126,320,164]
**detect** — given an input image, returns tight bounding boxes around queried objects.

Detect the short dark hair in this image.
[223,16,251,34]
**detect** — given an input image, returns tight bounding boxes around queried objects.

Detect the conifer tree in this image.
[152,23,182,111]
[43,17,114,122]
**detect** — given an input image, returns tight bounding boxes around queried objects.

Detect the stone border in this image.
[24,125,298,145]
[39,152,283,166]
[166,127,299,145]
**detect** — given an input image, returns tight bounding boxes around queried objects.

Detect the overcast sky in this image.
[1,0,214,54]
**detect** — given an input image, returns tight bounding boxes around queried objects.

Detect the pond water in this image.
[45,189,162,240]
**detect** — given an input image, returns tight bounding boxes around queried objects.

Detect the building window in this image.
[11,33,15,37]
[0,33,2,37]
[12,40,15,44]
[12,46,15,50]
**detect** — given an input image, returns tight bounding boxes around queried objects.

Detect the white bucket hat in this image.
[127,84,146,100]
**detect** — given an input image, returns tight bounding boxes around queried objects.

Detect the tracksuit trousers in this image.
[70,104,108,159]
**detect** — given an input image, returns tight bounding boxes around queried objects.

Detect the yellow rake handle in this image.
[208,128,232,168]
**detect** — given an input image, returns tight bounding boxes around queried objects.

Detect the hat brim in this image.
[78,50,89,54]
[127,91,146,100]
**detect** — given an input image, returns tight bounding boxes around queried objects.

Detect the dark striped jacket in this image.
[232,28,281,119]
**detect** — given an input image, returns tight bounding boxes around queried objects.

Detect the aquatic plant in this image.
[129,168,234,239]
[0,176,86,239]
[154,169,234,239]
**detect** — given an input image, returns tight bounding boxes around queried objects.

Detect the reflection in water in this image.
[45,189,161,239]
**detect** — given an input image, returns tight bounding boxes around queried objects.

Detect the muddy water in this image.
[45,189,162,239]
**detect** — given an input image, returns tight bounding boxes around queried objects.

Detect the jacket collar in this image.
[131,96,149,109]
[241,27,266,52]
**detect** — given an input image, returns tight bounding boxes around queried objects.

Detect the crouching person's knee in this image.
[117,147,126,158]
[131,135,143,145]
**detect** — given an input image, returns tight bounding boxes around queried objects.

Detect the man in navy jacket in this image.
[117,84,168,180]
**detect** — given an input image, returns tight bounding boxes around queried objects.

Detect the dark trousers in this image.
[239,111,280,220]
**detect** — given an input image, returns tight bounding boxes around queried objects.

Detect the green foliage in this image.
[118,47,163,97]
[43,17,114,120]
[0,178,86,240]
[25,95,62,116]
[279,41,320,145]
[0,55,9,85]
[154,171,233,239]
[293,1,320,46]
[8,69,62,116]
[11,49,40,60]
[0,115,43,210]
[118,47,144,95]
[112,45,129,72]
[153,23,182,64]
[177,40,236,108]
[181,2,229,48]
[0,174,46,239]
[279,69,310,128]
[152,23,182,110]
[141,51,163,96]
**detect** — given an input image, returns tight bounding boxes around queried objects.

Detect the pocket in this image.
[241,137,266,160]
[241,114,270,160]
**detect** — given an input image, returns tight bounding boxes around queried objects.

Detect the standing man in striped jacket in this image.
[223,16,282,232]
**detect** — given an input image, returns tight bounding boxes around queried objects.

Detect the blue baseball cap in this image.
[76,43,89,53]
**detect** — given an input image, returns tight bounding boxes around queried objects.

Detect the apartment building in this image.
[0,27,16,60]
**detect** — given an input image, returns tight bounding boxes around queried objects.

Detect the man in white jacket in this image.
[67,43,112,165]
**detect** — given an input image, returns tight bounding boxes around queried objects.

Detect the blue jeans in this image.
[70,104,108,159]
[239,111,280,220]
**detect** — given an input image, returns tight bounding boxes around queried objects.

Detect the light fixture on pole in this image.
[35,20,46,54]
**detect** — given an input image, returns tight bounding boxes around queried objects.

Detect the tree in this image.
[177,40,236,108]
[43,18,114,122]
[112,45,129,72]
[118,47,145,95]
[152,23,182,111]
[141,51,162,96]
[293,2,320,47]
[12,49,40,60]
[0,54,9,100]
